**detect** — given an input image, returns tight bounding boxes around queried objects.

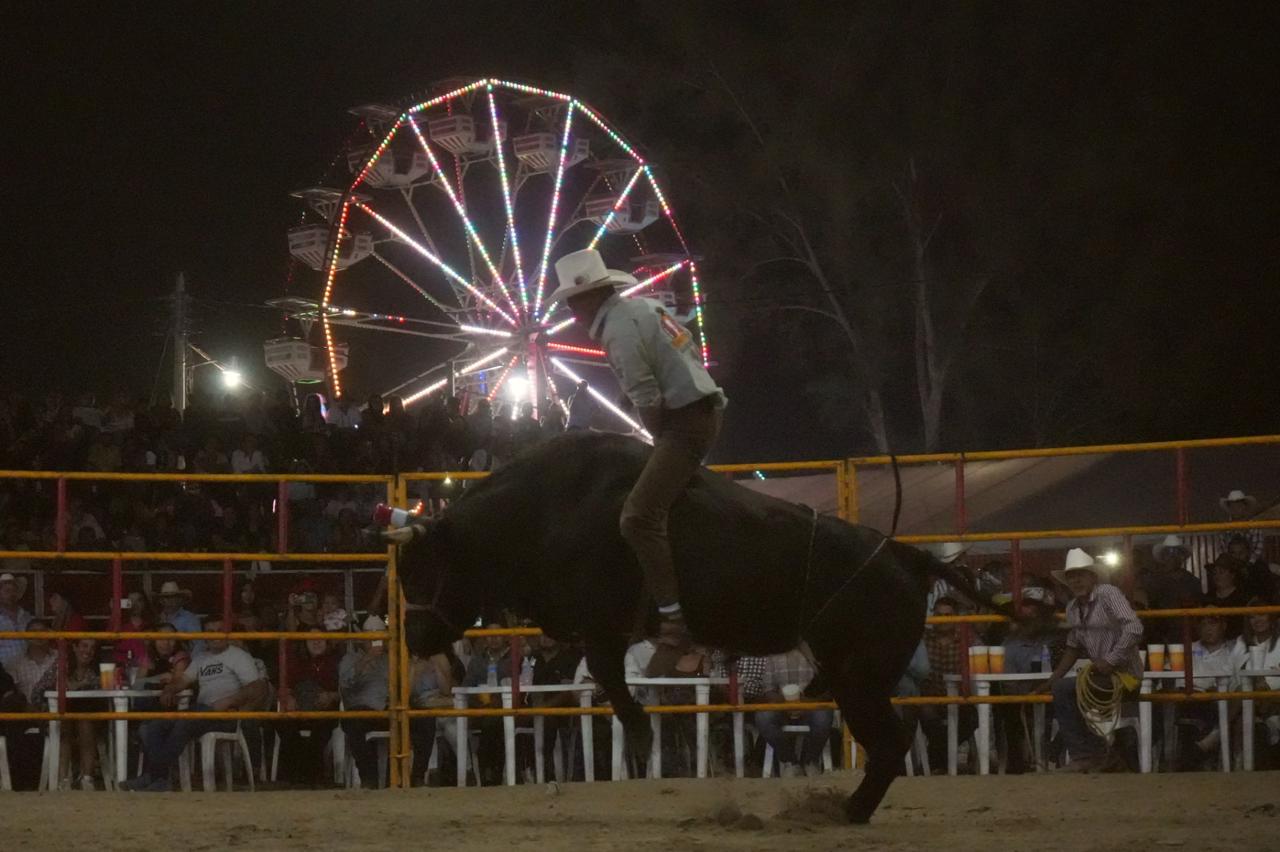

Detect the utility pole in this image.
[171,272,190,412]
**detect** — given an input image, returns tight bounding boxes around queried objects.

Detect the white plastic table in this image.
[943,673,1049,775]
[452,683,596,787]
[452,677,721,786]
[43,688,185,785]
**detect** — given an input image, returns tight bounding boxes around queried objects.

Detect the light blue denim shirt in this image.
[589,295,725,412]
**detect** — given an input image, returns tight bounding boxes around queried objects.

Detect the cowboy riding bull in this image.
[391,429,986,823]
[391,249,987,822]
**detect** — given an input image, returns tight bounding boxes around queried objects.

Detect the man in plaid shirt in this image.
[920,596,976,769]
[0,573,32,666]
[738,649,833,777]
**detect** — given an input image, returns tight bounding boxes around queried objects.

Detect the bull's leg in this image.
[834,683,909,824]
[584,635,652,760]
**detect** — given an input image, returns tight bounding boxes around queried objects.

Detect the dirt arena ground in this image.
[6,772,1277,851]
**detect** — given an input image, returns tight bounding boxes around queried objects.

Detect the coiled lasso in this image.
[1075,662,1138,740]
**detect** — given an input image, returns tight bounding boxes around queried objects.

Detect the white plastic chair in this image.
[0,736,11,790]
[199,725,256,791]
[761,724,834,777]
[345,731,389,789]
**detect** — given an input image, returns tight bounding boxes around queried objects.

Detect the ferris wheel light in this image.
[458,348,510,377]
[586,167,646,251]
[487,88,527,311]
[458,324,512,338]
[403,378,449,406]
[507,375,528,402]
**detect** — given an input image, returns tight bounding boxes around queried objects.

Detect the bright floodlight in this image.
[507,375,528,401]
[1101,550,1121,567]
[222,370,242,389]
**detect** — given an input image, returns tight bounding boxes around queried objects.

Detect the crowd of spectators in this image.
[2,387,1278,788]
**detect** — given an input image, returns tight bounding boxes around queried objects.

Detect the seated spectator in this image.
[141,623,191,687]
[47,588,89,633]
[230,433,267,474]
[2,619,55,708]
[739,648,832,778]
[529,635,583,778]
[0,571,32,665]
[338,615,389,789]
[409,650,456,786]
[63,638,105,789]
[1207,554,1250,638]
[1042,549,1143,772]
[278,627,341,786]
[462,625,511,785]
[124,616,268,791]
[1140,535,1204,643]
[283,580,323,632]
[1176,610,1240,770]
[1234,598,1280,766]
[1218,489,1266,564]
[1225,534,1278,601]
[920,596,977,771]
[996,582,1063,773]
[320,592,349,632]
[155,581,203,653]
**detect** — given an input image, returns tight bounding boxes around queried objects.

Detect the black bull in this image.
[398,431,985,823]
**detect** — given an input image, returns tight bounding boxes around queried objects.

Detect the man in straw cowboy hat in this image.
[0,572,32,665]
[548,248,726,637]
[1219,488,1265,563]
[1038,548,1143,772]
[1140,535,1202,643]
[156,580,204,652]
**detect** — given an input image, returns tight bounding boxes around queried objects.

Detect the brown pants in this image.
[619,397,722,608]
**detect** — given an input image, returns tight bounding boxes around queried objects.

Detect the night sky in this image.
[5,3,1277,461]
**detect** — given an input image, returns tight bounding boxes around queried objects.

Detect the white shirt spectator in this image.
[231,448,267,474]
[625,639,657,704]
[326,403,362,429]
[187,645,261,706]
[1190,640,1238,692]
[1232,636,1280,691]
[71,405,102,430]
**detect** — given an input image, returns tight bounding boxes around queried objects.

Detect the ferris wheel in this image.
[268,77,711,433]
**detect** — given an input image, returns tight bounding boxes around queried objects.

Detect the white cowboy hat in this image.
[1152,534,1191,563]
[0,572,28,599]
[546,249,637,305]
[934,541,970,564]
[157,580,192,601]
[362,614,387,632]
[1219,489,1258,512]
[1051,548,1099,585]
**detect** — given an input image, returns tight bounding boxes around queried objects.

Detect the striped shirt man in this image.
[1065,583,1144,679]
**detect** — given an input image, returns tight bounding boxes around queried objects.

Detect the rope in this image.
[1075,662,1128,741]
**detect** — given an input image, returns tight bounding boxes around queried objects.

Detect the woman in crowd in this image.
[144,623,191,686]
[408,650,456,785]
[1234,596,1280,768]
[63,638,104,789]
[1207,554,1250,637]
[277,626,341,786]
[48,588,89,632]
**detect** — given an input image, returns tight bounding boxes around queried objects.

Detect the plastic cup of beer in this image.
[1147,644,1165,672]
[1249,644,1266,671]
[988,646,1006,674]
[969,646,990,675]
[782,683,802,702]
[1139,649,1148,670]
[98,663,116,690]
[1168,644,1185,672]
